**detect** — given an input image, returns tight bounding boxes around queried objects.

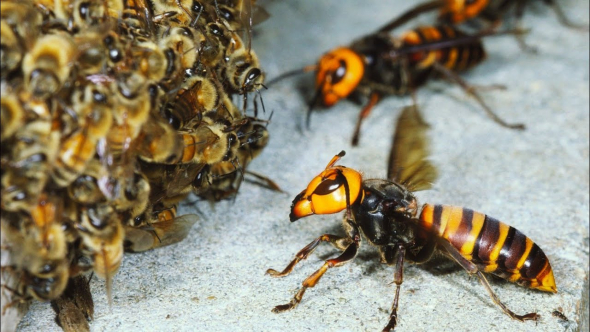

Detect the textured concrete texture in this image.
[16,1,589,331]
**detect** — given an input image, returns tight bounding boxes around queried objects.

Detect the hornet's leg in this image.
[545,0,589,30]
[267,234,352,277]
[351,92,381,146]
[382,244,407,332]
[438,240,539,321]
[271,241,359,312]
[432,62,526,130]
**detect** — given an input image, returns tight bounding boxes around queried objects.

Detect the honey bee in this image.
[113,171,151,221]
[140,161,209,207]
[216,0,270,55]
[1,265,69,314]
[21,32,77,99]
[0,1,43,51]
[150,0,208,28]
[269,24,524,145]
[67,160,107,205]
[105,73,151,159]
[75,203,124,304]
[2,92,60,212]
[124,204,198,252]
[268,105,555,331]
[0,91,25,142]
[135,115,184,164]
[1,194,70,313]
[175,118,243,166]
[158,26,199,73]
[162,74,222,131]
[220,30,265,100]
[198,21,232,68]
[51,0,123,31]
[52,83,114,187]
[204,117,270,200]
[0,20,24,78]
[129,40,169,82]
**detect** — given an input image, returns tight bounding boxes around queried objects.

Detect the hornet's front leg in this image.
[271,239,359,313]
[266,234,352,277]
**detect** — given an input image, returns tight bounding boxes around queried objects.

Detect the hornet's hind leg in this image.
[432,62,526,130]
[437,240,539,322]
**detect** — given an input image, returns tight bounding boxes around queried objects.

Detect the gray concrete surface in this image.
[15,1,589,331]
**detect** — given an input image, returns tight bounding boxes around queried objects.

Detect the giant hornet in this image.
[376,0,588,51]
[267,105,556,331]
[378,0,589,34]
[269,23,525,146]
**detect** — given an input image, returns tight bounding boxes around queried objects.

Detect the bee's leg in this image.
[244,171,284,193]
[544,0,589,30]
[0,284,20,295]
[382,244,407,332]
[241,92,248,116]
[1,284,28,315]
[271,241,359,312]
[0,265,17,273]
[437,240,539,321]
[351,92,381,146]
[432,62,526,130]
[267,234,352,277]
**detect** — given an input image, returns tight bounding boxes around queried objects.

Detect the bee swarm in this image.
[0,0,269,329]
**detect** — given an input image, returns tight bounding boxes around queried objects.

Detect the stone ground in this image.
[13,1,589,331]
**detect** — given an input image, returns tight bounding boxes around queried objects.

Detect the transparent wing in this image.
[387,104,438,191]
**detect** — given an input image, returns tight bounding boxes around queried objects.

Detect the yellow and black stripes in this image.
[439,0,490,24]
[418,204,556,293]
[401,25,486,72]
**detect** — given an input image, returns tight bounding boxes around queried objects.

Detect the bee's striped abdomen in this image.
[418,204,556,293]
[401,25,486,72]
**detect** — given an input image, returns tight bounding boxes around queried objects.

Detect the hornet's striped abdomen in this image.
[401,25,486,72]
[418,204,556,293]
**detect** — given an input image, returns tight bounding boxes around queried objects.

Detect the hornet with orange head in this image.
[375,0,588,51]
[268,22,525,146]
[376,0,588,33]
[267,105,556,331]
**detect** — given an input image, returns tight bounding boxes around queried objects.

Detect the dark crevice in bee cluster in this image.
[1,0,269,329]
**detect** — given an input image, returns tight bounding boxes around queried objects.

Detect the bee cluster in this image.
[0,0,269,320]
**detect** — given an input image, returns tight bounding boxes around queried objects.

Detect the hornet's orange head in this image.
[290,151,363,221]
[315,47,364,107]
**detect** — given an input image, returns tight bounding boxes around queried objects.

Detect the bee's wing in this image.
[387,104,438,191]
[123,214,198,253]
[151,214,199,249]
[124,227,157,253]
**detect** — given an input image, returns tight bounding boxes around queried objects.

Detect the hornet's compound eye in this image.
[314,177,341,196]
[316,47,364,107]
